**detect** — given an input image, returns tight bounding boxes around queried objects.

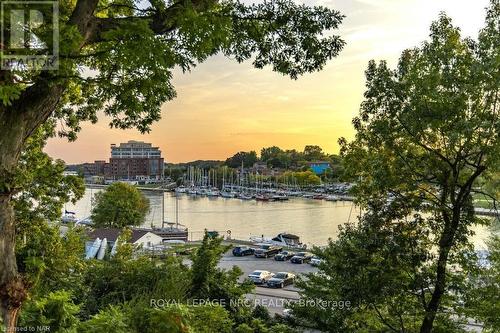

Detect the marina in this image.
[65,188,493,248]
[65,188,358,246]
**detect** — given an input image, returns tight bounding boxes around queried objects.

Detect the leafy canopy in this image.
[1,0,345,140]
[294,2,499,332]
[91,182,150,228]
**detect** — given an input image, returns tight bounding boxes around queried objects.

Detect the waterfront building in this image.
[107,141,164,180]
[86,228,163,250]
[70,141,165,181]
[307,161,331,175]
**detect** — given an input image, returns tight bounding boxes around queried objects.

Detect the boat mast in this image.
[175,192,179,228]
[161,192,165,229]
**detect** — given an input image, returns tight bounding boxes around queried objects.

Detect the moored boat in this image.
[325,195,338,201]
[250,233,306,249]
[220,191,235,198]
[61,210,77,224]
[238,193,253,200]
[256,194,270,201]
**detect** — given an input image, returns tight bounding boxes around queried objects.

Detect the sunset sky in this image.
[45,0,490,163]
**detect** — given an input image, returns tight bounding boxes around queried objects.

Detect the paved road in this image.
[218,250,318,279]
[217,250,317,315]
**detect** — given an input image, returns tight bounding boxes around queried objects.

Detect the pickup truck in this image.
[254,244,282,258]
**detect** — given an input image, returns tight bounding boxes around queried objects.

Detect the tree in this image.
[225,151,258,168]
[0,0,345,326]
[260,146,292,168]
[1,124,85,328]
[285,149,305,167]
[82,256,190,317]
[279,170,321,186]
[295,3,499,333]
[189,233,253,303]
[78,306,130,333]
[91,182,149,228]
[303,145,325,161]
[19,291,80,333]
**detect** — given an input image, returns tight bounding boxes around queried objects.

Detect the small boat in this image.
[272,193,289,201]
[313,194,325,200]
[61,210,77,224]
[175,186,187,193]
[256,195,270,202]
[238,193,253,200]
[110,238,119,257]
[325,195,338,201]
[207,188,220,197]
[220,191,235,198]
[85,237,102,259]
[151,193,189,242]
[97,238,107,260]
[76,216,93,226]
[250,233,306,249]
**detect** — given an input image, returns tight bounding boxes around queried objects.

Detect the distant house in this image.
[252,162,268,171]
[307,161,331,175]
[86,228,163,251]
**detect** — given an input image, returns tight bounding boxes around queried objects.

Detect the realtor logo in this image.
[1,1,59,70]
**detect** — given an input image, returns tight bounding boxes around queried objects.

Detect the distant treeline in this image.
[165,145,345,182]
[167,145,342,169]
[224,145,341,169]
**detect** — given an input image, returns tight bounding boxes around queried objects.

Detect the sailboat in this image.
[150,193,189,242]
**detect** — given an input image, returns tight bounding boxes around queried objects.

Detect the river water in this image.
[66,188,492,248]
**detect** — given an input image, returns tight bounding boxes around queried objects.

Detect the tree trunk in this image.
[0,194,24,328]
[0,2,101,330]
[419,238,452,333]
[0,113,28,329]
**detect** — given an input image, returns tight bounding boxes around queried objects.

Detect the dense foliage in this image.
[91,182,150,228]
[225,145,342,172]
[293,3,499,333]
[0,0,346,326]
[16,232,296,332]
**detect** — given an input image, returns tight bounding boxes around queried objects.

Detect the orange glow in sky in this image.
[45,0,490,163]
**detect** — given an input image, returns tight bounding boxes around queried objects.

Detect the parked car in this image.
[254,244,282,258]
[266,272,295,288]
[232,246,255,256]
[310,256,322,266]
[248,270,274,284]
[274,251,295,261]
[290,252,313,264]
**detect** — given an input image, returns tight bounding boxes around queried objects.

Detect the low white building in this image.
[86,228,163,252]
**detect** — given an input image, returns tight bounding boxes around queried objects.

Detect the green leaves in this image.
[91,182,150,228]
[325,2,499,332]
[0,0,344,139]
[0,84,22,106]
[19,291,81,333]
[224,0,345,79]
[189,233,253,302]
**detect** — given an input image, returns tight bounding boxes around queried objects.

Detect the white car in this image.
[248,270,274,284]
[310,256,323,266]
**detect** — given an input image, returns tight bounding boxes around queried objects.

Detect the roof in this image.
[307,161,331,165]
[280,233,300,239]
[87,228,151,243]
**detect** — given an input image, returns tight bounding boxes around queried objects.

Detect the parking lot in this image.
[217,248,319,315]
[218,249,318,285]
